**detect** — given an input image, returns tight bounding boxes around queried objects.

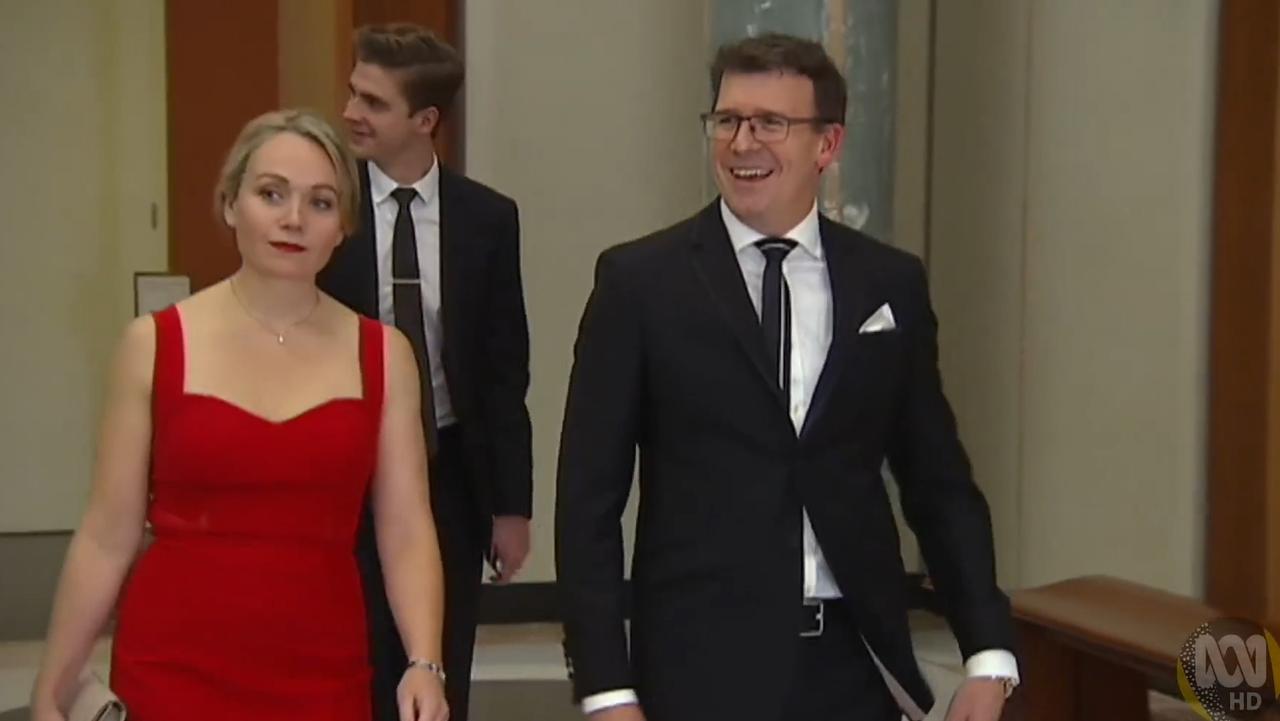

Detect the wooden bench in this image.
[1000,575,1224,721]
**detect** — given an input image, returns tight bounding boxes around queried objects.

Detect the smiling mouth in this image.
[729,167,774,182]
[270,241,306,253]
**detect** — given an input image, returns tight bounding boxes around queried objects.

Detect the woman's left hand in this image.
[398,666,449,721]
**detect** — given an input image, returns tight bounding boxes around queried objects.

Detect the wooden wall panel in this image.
[279,0,351,126]
[1207,0,1280,628]
[166,2,279,289]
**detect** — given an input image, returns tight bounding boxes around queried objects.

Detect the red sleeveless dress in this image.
[110,305,384,720]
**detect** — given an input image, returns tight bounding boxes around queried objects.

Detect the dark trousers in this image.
[781,601,903,721]
[365,425,487,721]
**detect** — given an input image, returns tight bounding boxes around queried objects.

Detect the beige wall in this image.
[930,0,1033,592]
[0,0,168,532]
[888,0,934,572]
[930,0,1216,595]
[465,0,710,582]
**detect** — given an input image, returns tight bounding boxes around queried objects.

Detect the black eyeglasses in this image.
[700,111,836,142]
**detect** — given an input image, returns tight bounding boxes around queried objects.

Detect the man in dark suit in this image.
[319,23,533,721]
[556,34,1018,721]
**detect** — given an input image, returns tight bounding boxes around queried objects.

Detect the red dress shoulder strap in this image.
[358,316,385,420]
[150,305,186,418]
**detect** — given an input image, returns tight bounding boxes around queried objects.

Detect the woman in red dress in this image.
[30,109,448,721]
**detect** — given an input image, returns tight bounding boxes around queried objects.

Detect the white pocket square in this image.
[858,303,896,334]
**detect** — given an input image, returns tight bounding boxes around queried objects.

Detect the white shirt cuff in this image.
[581,688,639,715]
[964,649,1020,685]
[577,653,1014,714]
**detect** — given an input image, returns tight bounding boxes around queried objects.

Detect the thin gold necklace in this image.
[228,276,321,345]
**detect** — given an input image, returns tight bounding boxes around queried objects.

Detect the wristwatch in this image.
[994,676,1018,698]
[974,675,1018,699]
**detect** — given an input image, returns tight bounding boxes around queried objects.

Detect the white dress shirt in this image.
[367,159,455,426]
[580,201,1018,717]
[722,200,843,600]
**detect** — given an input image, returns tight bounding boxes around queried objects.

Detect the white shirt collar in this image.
[367,156,440,208]
[719,199,823,259]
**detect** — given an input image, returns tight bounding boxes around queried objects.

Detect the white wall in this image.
[465,0,710,582]
[929,0,1216,595]
[0,0,168,531]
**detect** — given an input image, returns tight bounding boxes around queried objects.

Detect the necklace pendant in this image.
[276,334,285,345]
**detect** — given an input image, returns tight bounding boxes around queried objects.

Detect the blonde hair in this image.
[214,109,360,234]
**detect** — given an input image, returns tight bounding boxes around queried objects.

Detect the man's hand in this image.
[588,705,646,721]
[944,678,1008,721]
[489,515,531,583]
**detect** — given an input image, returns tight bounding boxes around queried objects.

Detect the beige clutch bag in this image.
[67,672,127,721]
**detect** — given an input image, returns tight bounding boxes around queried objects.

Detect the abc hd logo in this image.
[1178,618,1280,720]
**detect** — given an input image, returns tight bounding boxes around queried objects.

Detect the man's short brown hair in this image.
[710,33,847,125]
[355,23,464,116]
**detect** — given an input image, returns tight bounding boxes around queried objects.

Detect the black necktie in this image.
[756,238,798,409]
[390,187,438,458]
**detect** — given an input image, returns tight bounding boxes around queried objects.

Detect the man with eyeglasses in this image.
[556,33,1019,721]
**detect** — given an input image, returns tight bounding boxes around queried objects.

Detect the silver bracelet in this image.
[406,657,447,684]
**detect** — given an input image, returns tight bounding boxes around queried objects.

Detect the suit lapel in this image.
[348,161,380,318]
[800,216,875,439]
[686,202,785,409]
[437,166,463,375]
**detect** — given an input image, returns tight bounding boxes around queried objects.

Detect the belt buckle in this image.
[801,599,825,638]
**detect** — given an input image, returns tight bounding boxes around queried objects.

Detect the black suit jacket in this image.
[555,201,1014,721]
[319,162,533,521]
